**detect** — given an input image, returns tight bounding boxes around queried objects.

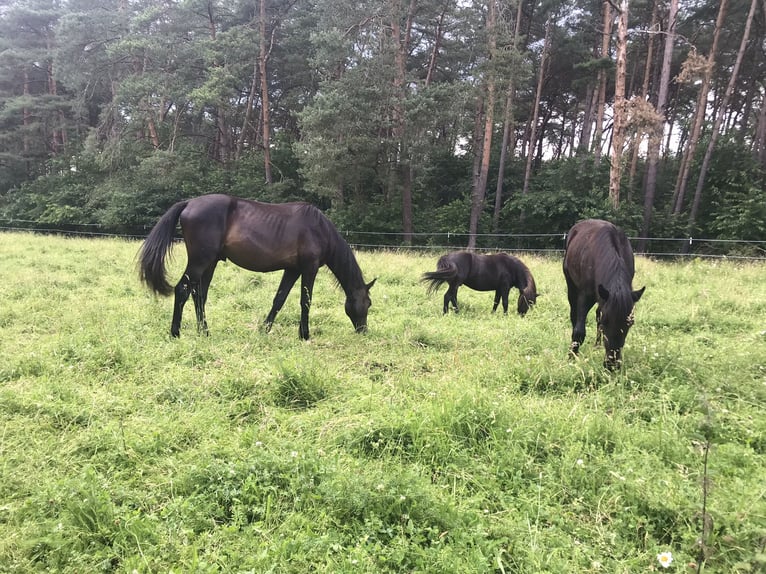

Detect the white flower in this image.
[576,459,584,467]
[657,551,673,568]
[290,451,298,458]
[376,483,384,491]
[254,441,263,447]
[399,495,406,501]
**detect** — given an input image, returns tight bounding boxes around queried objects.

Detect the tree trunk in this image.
[593,0,613,165]
[237,61,260,159]
[628,0,658,192]
[671,0,728,215]
[639,0,678,250]
[686,0,758,241]
[578,84,596,155]
[522,15,551,196]
[608,0,629,210]
[425,10,445,87]
[492,0,524,232]
[391,0,417,244]
[468,0,497,250]
[754,85,766,168]
[492,92,513,232]
[259,0,273,182]
[468,94,485,248]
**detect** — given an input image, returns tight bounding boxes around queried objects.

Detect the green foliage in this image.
[703,141,766,246]
[272,359,329,409]
[1,235,764,573]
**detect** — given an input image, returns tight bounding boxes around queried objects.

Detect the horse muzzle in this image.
[354,323,368,334]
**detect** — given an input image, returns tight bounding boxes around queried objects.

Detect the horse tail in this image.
[421,262,458,295]
[138,200,189,296]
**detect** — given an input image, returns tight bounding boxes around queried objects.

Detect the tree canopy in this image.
[0,0,764,254]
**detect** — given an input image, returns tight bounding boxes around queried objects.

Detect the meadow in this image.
[0,232,764,573]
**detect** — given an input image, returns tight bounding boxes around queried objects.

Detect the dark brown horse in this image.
[138,194,375,339]
[422,251,538,315]
[563,219,644,369]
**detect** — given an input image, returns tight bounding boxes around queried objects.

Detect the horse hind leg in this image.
[193,263,218,336]
[171,274,194,337]
[444,284,459,313]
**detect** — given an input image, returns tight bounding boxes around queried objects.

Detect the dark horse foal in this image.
[138,194,375,339]
[422,251,538,315]
[563,219,645,369]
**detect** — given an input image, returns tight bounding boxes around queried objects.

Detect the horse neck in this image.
[509,259,534,294]
[520,267,536,297]
[326,232,366,294]
[599,260,634,315]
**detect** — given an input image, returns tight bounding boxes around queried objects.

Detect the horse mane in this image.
[500,253,536,296]
[597,233,635,319]
[306,205,365,293]
[519,263,536,300]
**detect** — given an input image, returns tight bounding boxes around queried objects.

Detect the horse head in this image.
[345,278,376,333]
[517,274,539,316]
[516,290,539,316]
[597,284,645,369]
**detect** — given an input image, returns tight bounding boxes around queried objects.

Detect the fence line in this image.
[1,220,765,261]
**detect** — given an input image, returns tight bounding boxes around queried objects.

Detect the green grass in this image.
[1,232,765,573]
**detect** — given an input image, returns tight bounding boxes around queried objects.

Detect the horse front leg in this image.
[500,287,510,314]
[171,274,193,338]
[570,295,595,356]
[264,269,300,332]
[298,271,317,340]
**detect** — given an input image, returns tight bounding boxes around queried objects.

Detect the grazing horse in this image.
[138,194,375,340]
[422,251,538,315]
[563,219,645,369]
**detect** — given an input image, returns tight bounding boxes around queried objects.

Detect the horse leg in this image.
[595,306,603,346]
[492,290,501,313]
[500,287,509,314]
[171,274,194,338]
[264,269,301,332]
[193,263,217,336]
[566,279,591,355]
[444,284,459,313]
[298,269,318,340]
[571,295,595,355]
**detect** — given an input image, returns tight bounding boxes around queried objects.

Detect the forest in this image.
[0,0,765,254]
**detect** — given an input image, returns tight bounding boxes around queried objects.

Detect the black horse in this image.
[138,194,375,340]
[563,219,645,369]
[422,251,538,315]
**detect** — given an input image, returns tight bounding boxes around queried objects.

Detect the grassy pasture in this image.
[0,232,764,573]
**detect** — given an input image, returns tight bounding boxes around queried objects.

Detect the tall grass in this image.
[0,233,764,572]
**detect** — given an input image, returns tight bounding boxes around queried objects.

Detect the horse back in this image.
[462,252,513,291]
[181,194,330,273]
[564,219,634,292]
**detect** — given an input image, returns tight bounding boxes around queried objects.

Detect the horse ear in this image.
[598,284,610,301]
[632,286,645,302]
[366,278,377,290]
